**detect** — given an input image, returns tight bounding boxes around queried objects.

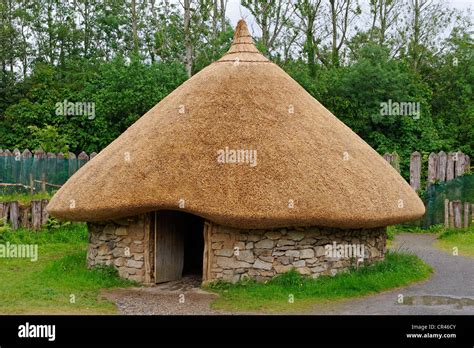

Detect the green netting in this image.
[0,155,88,195]
[420,174,474,228]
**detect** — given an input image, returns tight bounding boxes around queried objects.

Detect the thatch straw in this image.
[47,20,425,229]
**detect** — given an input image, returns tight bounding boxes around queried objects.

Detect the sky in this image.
[225,0,473,35]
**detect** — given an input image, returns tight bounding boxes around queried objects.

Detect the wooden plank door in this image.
[155,211,184,283]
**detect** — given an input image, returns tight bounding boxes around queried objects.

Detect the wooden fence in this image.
[444,199,473,229]
[0,199,50,230]
[384,151,471,191]
[0,149,97,193]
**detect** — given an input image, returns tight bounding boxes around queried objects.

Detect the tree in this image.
[241,0,294,56]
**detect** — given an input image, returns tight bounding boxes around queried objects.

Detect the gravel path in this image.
[101,275,223,315]
[311,233,474,315]
[102,233,474,315]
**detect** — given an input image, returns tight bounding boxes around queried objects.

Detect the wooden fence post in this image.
[427,152,438,186]
[31,200,42,231]
[68,152,77,177]
[453,200,462,228]
[410,151,421,191]
[449,201,454,228]
[41,199,49,225]
[0,202,8,221]
[455,152,466,178]
[437,151,447,182]
[77,151,89,169]
[446,152,455,181]
[444,199,449,228]
[464,202,470,228]
[20,205,30,229]
[9,201,19,230]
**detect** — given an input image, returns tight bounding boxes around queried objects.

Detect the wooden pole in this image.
[31,200,42,231]
[444,199,449,228]
[20,205,30,229]
[446,152,455,181]
[464,202,470,228]
[427,152,438,186]
[437,151,447,182]
[9,201,19,230]
[410,151,421,191]
[41,199,49,225]
[449,201,454,228]
[453,200,462,228]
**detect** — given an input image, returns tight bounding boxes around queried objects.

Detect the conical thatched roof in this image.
[47,20,425,229]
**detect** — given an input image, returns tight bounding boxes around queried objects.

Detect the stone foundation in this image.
[205,224,387,283]
[87,214,150,283]
[87,213,387,285]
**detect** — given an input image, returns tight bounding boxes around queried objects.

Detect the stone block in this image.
[277,239,295,247]
[292,260,305,267]
[215,249,234,257]
[216,256,251,269]
[300,249,315,259]
[287,231,305,241]
[254,239,274,249]
[115,227,128,236]
[253,259,272,270]
[285,250,300,258]
[236,250,255,263]
[127,259,144,269]
[264,231,281,240]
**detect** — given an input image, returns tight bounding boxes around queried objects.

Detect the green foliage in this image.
[387,224,445,235]
[0,58,187,152]
[27,125,70,153]
[0,223,87,245]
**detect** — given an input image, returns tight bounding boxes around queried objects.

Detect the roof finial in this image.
[232,19,253,45]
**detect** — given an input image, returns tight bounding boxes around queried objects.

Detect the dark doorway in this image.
[154,211,204,283]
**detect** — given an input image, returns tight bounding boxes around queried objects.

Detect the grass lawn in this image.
[435,226,474,258]
[0,224,134,314]
[0,192,52,204]
[205,251,432,313]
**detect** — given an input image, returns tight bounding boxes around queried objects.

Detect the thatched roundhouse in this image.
[48,20,425,284]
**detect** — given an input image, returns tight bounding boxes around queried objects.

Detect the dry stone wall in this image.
[87,215,147,283]
[208,225,387,283]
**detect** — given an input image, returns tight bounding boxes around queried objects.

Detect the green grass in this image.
[0,224,135,314]
[205,251,432,313]
[387,224,444,236]
[0,192,52,204]
[435,225,474,258]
